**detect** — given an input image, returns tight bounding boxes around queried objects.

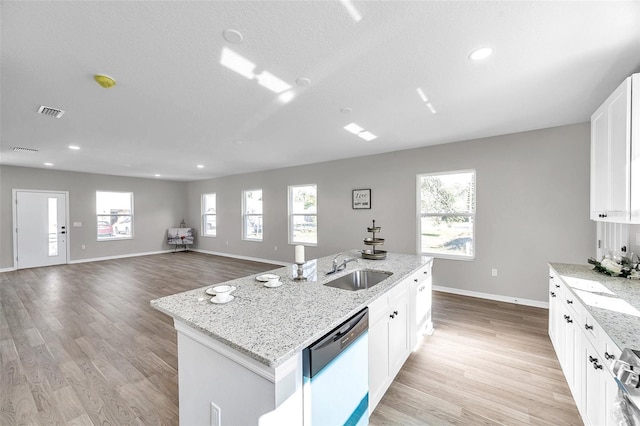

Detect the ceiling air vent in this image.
[13,146,39,153]
[37,105,65,118]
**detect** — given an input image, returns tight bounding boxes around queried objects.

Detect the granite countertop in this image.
[152,250,432,368]
[549,262,640,350]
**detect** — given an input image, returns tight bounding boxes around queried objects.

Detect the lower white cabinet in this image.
[549,266,622,426]
[409,260,434,350]
[368,281,409,412]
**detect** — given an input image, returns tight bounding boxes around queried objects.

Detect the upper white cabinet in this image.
[590,73,640,223]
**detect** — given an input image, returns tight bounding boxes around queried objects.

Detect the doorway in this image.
[13,190,69,269]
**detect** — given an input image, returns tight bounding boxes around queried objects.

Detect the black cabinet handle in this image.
[593,362,603,370]
[550,291,556,297]
[589,355,598,363]
[414,279,418,283]
[566,299,573,304]
[585,324,593,330]
[555,284,560,288]
[564,315,572,323]
[605,352,615,360]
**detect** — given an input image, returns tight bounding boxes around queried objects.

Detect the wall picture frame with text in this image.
[352,189,371,209]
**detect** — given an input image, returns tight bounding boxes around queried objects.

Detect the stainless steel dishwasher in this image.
[303,307,369,426]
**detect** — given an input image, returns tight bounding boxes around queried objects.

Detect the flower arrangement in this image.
[588,255,640,279]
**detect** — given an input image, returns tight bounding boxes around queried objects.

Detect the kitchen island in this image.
[152,250,433,425]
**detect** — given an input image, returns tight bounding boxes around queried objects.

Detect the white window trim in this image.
[202,193,217,238]
[416,170,476,260]
[96,190,134,241]
[242,189,263,242]
[288,184,317,246]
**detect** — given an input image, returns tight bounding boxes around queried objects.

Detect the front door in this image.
[15,190,68,269]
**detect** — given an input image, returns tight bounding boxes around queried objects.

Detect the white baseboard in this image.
[192,249,289,267]
[68,249,174,264]
[433,285,549,309]
[0,266,17,273]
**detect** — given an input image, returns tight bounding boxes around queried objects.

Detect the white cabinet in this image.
[590,73,640,223]
[368,281,409,413]
[548,267,623,426]
[409,260,434,350]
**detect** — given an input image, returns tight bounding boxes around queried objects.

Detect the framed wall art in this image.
[352,189,371,209]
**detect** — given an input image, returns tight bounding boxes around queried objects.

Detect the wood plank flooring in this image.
[0,252,278,425]
[1,253,582,425]
[369,292,583,426]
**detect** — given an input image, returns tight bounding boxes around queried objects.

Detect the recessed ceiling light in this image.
[295,77,311,87]
[358,131,377,141]
[469,47,493,60]
[44,162,54,166]
[344,123,364,134]
[154,174,161,177]
[197,164,204,169]
[68,145,80,150]
[426,103,437,114]
[223,29,244,44]
[124,164,133,167]
[340,107,352,113]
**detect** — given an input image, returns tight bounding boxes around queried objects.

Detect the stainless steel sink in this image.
[324,269,393,291]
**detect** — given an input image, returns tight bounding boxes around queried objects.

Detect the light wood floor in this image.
[370,292,583,426]
[0,253,582,425]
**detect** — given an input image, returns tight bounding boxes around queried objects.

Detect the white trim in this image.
[0,267,17,273]
[68,249,174,264]
[12,189,71,270]
[192,248,289,267]
[433,285,549,309]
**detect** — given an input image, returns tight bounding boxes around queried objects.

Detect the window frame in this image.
[96,190,134,241]
[288,184,317,246]
[202,193,217,237]
[416,170,476,260]
[242,189,263,242]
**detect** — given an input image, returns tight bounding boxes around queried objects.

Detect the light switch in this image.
[73,222,82,227]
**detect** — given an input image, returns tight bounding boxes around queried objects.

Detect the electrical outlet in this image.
[81,244,86,250]
[226,241,229,246]
[274,245,278,251]
[210,402,221,426]
[491,268,498,277]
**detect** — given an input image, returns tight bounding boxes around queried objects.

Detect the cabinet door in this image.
[368,316,389,411]
[590,76,632,222]
[388,297,408,378]
[608,79,632,219]
[591,105,609,219]
[583,340,607,426]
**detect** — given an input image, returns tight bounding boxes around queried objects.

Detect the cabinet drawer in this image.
[369,281,407,324]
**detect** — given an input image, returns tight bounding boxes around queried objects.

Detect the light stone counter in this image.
[549,262,640,350]
[152,250,431,368]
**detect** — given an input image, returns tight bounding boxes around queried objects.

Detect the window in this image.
[96,191,133,240]
[243,189,263,241]
[289,184,317,245]
[202,193,216,237]
[418,170,475,259]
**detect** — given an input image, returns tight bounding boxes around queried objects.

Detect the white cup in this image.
[216,292,232,302]
[266,276,280,286]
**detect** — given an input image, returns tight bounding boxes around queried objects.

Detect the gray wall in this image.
[0,166,188,267]
[187,123,596,302]
[1,123,596,302]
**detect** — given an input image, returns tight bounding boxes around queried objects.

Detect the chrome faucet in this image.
[326,253,358,275]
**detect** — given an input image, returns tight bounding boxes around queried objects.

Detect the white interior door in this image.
[15,190,68,269]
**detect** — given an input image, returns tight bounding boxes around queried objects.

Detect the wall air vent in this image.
[12,146,39,153]
[37,105,65,118]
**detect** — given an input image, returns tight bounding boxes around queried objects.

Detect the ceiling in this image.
[1,1,639,182]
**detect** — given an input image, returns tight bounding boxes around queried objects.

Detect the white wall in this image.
[0,166,188,268]
[187,123,596,303]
